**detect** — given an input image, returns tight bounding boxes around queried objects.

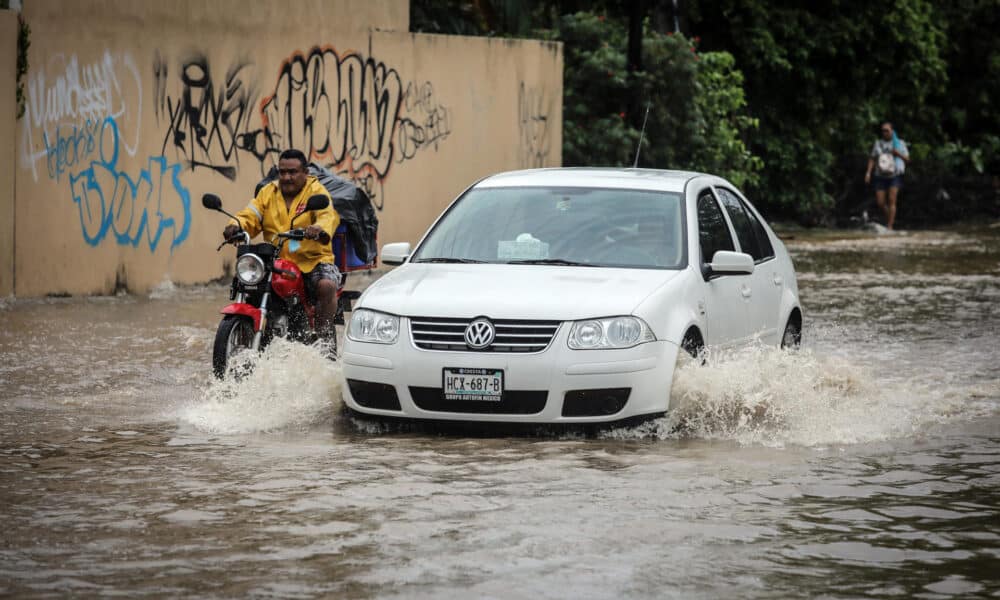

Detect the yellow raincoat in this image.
[228,177,339,273]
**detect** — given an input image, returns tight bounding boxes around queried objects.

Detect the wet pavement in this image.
[1,224,999,598]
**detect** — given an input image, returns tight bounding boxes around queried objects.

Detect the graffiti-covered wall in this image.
[11,0,562,296]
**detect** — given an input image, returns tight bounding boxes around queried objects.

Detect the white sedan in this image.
[342,168,801,424]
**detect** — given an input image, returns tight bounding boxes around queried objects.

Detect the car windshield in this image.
[412,186,686,269]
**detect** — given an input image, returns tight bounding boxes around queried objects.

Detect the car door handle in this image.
[741,285,752,298]
[772,274,783,286]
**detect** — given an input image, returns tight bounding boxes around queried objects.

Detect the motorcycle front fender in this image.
[221,303,262,332]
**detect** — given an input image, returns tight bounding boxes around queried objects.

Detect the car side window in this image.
[742,198,774,260]
[743,202,774,261]
[697,190,734,263]
[716,187,774,262]
[716,188,762,261]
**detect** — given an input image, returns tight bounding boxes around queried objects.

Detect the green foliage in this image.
[413,0,997,224]
[686,48,762,188]
[410,0,540,37]
[629,30,701,170]
[933,137,1000,177]
[552,13,761,189]
[556,13,635,167]
[686,0,949,222]
[410,1,489,36]
[929,0,1000,175]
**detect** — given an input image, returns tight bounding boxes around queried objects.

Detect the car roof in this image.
[474,167,717,193]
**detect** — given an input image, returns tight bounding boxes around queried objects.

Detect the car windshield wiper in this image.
[506,258,593,266]
[412,257,487,264]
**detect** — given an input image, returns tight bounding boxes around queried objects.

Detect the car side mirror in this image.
[707,250,754,277]
[381,242,412,266]
[304,194,329,212]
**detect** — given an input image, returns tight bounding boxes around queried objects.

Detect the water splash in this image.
[179,338,343,434]
[603,343,998,447]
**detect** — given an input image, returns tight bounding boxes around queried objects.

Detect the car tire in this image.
[680,331,704,360]
[780,316,802,349]
[669,330,704,411]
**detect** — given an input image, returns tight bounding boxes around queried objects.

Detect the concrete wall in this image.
[11,0,561,297]
[22,0,411,34]
[0,11,16,297]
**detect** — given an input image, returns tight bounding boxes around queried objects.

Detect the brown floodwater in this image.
[1,224,998,598]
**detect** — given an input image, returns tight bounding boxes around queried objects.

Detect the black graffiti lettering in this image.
[337,166,385,211]
[395,81,452,162]
[259,47,403,181]
[396,118,424,160]
[153,50,168,123]
[152,46,455,209]
[157,54,258,181]
[188,160,237,181]
[519,82,550,168]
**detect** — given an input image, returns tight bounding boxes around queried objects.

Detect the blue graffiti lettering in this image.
[69,118,191,252]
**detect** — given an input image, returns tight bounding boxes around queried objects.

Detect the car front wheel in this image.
[780,317,802,349]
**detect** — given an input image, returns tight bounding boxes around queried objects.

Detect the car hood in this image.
[358,263,683,320]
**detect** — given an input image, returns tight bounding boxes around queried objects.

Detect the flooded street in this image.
[2,225,999,598]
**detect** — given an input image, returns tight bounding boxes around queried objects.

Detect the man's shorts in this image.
[874,175,903,191]
[304,262,342,301]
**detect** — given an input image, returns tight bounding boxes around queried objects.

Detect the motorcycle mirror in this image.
[202,193,223,211]
[305,194,329,212]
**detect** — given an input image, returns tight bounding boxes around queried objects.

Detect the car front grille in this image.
[409,317,561,353]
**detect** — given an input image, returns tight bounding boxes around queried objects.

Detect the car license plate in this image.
[443,368,503,401]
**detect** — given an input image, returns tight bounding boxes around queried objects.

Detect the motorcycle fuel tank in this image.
[270,258,308,301]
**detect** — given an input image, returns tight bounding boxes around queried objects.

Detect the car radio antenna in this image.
[632,102,652,168]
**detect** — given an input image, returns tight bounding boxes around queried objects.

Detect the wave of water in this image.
[604,342,999,447]
[178,338,343,434]
[176,331,998,446]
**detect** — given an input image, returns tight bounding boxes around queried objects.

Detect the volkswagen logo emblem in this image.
[464,318,495,349]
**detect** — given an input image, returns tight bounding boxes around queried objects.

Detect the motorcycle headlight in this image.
[236,254,266,285]
[348,309,400,344]
[568,316,655,350]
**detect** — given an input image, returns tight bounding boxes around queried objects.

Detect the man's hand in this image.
[305,225,329,243]
[223,224,241,242]
[864,171,871,184]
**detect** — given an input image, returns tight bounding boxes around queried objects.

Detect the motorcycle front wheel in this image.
[212,315,256,379]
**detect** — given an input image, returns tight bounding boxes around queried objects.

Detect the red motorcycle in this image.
[202,192,335,378]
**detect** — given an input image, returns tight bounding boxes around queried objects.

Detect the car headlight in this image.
[236,254,266,285]
[348,309,400,344]
[568,316,655,349]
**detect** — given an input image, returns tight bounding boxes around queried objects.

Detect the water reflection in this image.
[766,440,1000,597]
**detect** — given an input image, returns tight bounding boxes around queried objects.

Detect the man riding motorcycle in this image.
[222,149,341,351]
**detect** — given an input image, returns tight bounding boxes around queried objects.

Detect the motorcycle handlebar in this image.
[277,228,307,240]
[215,227,316,253]
[216,230,249,251]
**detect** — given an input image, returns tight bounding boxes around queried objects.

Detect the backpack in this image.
[876,149,896,176]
